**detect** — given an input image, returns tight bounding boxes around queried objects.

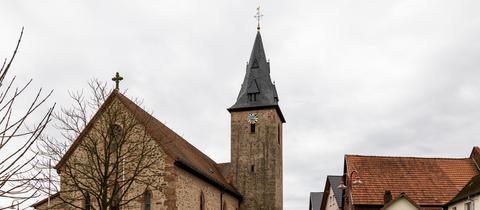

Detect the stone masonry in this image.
[230,108,283,210]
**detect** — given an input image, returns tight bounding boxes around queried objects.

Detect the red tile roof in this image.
[56,90,240,197]
[345,154,479,206]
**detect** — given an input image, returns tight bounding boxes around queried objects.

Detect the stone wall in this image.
[175,168,239,210]
[230,108,283,210]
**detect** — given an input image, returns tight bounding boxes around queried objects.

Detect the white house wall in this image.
[325,186,340,210]
[382,197,420,210]
[448,194,480,210]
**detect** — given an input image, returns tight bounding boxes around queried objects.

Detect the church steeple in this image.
[228,31,285,122]
[229,29,285,210]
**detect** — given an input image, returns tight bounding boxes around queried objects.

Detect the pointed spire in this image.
[248,32,266,70]
[228,31,285,122]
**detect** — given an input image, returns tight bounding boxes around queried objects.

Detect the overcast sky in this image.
[1,0,480,209]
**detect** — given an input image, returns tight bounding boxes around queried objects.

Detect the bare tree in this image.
[35,80,163,210]
[0,28,55,209]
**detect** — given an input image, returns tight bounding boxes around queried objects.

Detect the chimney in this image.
[384,191,393,204]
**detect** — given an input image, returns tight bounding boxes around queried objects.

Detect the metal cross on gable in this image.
[254,6,264,31]
[112,72,123,90]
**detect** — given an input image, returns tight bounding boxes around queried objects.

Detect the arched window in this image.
[144,191,152,210]
[200,191,205,210]
[223,201,227,210]
[112,182,121,210]
[84,192,91,210]
[109,124,123,152]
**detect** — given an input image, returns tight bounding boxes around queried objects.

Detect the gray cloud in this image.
[1,0,480,209]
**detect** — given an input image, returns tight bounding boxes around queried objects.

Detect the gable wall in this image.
[52,99,177,210]
[325,186,340,210]
[382,198,420,210]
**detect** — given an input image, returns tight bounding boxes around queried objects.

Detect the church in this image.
[32,28,284,210]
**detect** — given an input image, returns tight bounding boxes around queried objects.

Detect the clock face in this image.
[247,113,258,124]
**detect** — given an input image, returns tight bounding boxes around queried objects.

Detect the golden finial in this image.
[254,6,264,31]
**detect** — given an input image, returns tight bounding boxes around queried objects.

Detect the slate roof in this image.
[228,31,285,122]
[327,175,343,208]
[309,192,323,210]
[56,90,241,198]
[345,154,478,206]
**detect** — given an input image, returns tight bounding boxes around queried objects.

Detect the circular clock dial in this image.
[247,113,258,124]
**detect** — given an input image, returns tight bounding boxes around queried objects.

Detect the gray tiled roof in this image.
[310,192,323,210]
[228,31,285,122]
[328,175,344,208]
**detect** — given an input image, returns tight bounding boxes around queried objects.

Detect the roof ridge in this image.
[31,192,60,207]
[346,151,479,206]
[217,162,231,165]
[115,92,219,162]
[345,154,471,160]
[56,90,119,169]
[114,92,240,196]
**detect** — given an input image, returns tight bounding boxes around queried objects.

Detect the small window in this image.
[251,59,259,69]
[248,93,257,102]
[277,124,281,145]
[251,165,255,172]
[84,193,91,210]
[466,202,474,210]
[112,182,121,210]
[453,207,457,210]
[250,124,255,133]
[200,191,205,210]
[109,124,123,152]
[144,191,151,210]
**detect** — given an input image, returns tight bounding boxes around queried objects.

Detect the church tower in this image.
[228,30,285,210]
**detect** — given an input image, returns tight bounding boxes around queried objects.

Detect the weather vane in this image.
[112,72,123,90]
[254,6,264,31]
